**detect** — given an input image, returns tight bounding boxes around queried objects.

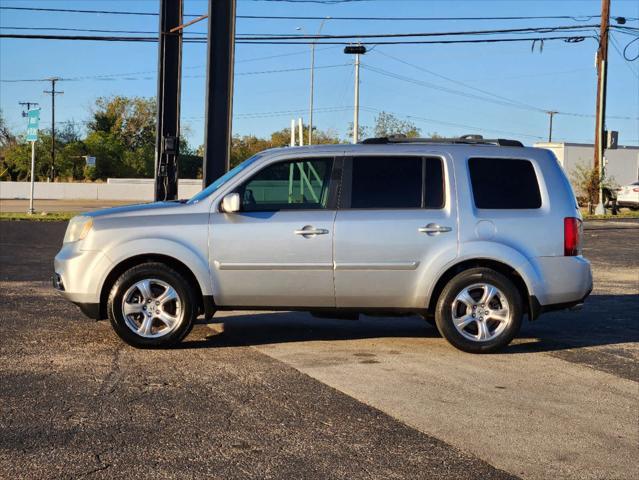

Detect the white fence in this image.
[0,179,203,201]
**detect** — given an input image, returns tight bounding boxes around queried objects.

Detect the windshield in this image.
[188,153,264,204]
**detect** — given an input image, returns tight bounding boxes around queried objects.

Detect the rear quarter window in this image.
[468,157,542,209]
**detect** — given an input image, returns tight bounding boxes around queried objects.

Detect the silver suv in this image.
[54,137,593,353]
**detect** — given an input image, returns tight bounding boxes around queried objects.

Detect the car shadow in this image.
[178,294,638,353]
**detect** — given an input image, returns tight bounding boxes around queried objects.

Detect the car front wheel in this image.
[107,262,196,348]
[435,268,522,353]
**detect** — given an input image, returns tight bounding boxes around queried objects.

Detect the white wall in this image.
[0,179,202,200]
[534,142,639,186]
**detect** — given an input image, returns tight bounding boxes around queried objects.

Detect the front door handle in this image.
[419,223,452,235]
[294,225,329,236]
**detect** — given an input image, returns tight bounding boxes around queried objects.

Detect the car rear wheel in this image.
[435,268,522,353]
[107,262,196,348]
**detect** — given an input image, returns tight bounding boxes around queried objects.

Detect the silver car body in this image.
[54,143,593,318]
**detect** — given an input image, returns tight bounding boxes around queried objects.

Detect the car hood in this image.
[83,201,188,219]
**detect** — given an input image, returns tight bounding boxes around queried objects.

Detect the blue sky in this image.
[1,0,638,148]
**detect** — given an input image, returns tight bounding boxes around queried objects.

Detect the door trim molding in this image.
[215,261,333,271]
[334,261,420,271]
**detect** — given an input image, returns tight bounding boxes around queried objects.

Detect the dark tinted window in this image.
[239,158,333,211]
[425,157,445,208]
[351,156,421,208]
[468,157,541,209]
[349,156,444,209]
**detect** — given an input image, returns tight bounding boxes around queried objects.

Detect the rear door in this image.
[333,155,457,309]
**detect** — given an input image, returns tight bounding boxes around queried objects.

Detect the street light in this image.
[344,44,367,144]
[297,16,330,145]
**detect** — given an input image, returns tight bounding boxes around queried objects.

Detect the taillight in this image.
[632,187,639,192]
[564,217,581,256]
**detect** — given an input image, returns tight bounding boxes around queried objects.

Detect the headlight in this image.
[63,216,93,243]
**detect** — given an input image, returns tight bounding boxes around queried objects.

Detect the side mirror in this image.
[221,193,240,213]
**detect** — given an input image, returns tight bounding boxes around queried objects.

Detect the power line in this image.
[233,35,592,46]
[362,63,638,120]
[0,6,601,22]
[0,63,349,83]
[0,32,594,46]
[0,23,599,39]
[236,24,600,40]
[373,50,546,113]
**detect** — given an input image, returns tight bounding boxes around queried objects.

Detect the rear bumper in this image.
[533,255,593,306]
[530,287,592,320]
[529,255,593,320]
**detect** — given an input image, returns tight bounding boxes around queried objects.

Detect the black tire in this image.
[435,268,522,353]
[107,262,196,348]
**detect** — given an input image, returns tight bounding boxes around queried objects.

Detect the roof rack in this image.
[360,134,524,147]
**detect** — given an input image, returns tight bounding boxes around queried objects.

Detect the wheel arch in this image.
[98,253,210,320]
[426,258,535,320]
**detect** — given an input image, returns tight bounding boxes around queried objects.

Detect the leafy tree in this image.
[346,122,370,142]
[571,162,617,213]
[0,110,17,179]
[373,111,421,138]
[87,96,157,177]
[0,110,16,150]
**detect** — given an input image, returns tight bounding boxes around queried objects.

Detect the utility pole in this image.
[546,111,558,142]
[305,17,330,146]
[19,102,39,117]
[353,53,361,144]
[593,0,610,215]
[344,45,366,144]
[43,77,63,182]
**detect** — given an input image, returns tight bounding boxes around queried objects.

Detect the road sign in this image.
[26,109,40,142]
[85,156,96,166]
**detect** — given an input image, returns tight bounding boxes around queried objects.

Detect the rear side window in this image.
[349,156,444,209]
[468,157,541,209]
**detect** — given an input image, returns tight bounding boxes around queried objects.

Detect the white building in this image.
[534,142,639,187]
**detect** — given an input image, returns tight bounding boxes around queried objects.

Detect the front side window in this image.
[239,158,333,212]
[188,153,264,204]
[468,157,542,209]
[348,156,444,209]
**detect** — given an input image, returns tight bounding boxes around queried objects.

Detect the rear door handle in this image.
[294,226,329,236]
[419,223,452,234]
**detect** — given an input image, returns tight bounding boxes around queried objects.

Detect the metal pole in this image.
[51,80,55,181]
[595,58,608,214]
[308,17,329,146]
[28,141,35,214]
[298,118,303,146]
[202,0,237,187]
[43,81,62,182]
[290,119,295,146]
[155,0,183,201]
[547,111,557,142]
[594,0,610,215]
[353,53,360,144]
[309,42,316,146]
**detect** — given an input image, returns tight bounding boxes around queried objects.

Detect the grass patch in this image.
[0,212,76,222]
[582,210,639,221]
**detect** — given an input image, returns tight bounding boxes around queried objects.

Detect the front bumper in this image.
[53,243,111,308]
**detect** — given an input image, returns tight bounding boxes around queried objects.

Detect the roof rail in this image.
[361,134,524,147]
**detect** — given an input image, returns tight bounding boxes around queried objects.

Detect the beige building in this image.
[534,142,639,187]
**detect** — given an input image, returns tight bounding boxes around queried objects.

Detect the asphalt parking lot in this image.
[0,220,637,479]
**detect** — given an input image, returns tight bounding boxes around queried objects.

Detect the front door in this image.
[334,155,457,309]
[210,156,338,307]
